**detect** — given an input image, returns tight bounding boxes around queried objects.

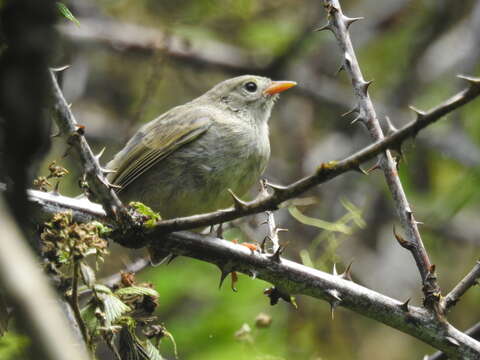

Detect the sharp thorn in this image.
[341,104,359,117]
[218,269,230,290]
[457,74,480,87]
[100,167,116,174]
[340,261,354,281]
[408,105,426,120]
[332,263,338,276]
[50,65,71,72]
[105,179,122,190]
[393,225,414,250]
[343,15,364,29]
[384,116,397,135]
[314,22,332,32]
[353,164,368,175]
[366,161,381,174]
[399,298,410,312]
[351,115,362,125]
[95,147,106,161]
[265,181,289,194]
[359,79,373,94]
[446,336,460,347]
[51,130,62,138]
[228,189,248,211]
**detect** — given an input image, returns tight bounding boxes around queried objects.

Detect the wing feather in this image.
[107,109,212,191]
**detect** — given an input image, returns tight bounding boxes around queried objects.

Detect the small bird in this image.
[106,75,296,263]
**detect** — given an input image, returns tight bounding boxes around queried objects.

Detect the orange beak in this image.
[263,80,297,95]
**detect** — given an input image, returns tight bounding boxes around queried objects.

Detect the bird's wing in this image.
[107,107,212,191]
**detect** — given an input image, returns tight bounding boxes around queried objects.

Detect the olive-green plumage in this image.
[106,75,295,263]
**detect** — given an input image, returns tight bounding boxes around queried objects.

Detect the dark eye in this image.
[244,81,257,92]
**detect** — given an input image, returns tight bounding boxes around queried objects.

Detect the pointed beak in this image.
[263,80,297,96]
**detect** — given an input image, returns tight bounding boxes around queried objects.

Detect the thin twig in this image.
[443,261,480,310]
[319,0,441,307]
[70,260,91,347]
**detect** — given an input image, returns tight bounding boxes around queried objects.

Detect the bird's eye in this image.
[244,81,257,92]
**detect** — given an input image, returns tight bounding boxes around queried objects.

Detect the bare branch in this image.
[23,190,480,358]
[427,323,480,360]
[143,77,480,236]
[443,261,480,310]
[319,0,441,306]
[49,69,132,225]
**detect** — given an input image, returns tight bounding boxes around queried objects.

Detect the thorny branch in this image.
[24,191,480,359]
[318,0,440,308]
[443,261,480,311]
[427,322,480,360]
[49,69,133,225]
[145,76,480,236]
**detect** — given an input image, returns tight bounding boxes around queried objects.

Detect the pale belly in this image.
[118,126,270,219]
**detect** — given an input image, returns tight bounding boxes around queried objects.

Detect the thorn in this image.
[393,225,414,250]
[249,270,257,280]
[228,189,249,211]
[94,147,106,161]
[359,79,373,95]
[399,298,411,312]
[51,130,62,138]
[342,15,364,29]
[353,164,368,175]
[100,167,116,174]
[351,114,363,125]
[341,104,359,117]
[326,289,342,320]
[334,63,345,76]
[260,236,269,253]
[104,179,122,190]
[314,22,333,32]
[457,74,480,88]
[340,261,354,281]
[50,65,70,72]
[269,243,286,263]
[366,160,381,174]
[265,180,289,194]
[446,336,460,347]
[332,263,338,276]
[408,105,426,121]
[384,116,397,135]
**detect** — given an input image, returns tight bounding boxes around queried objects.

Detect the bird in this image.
[106,75,296,263]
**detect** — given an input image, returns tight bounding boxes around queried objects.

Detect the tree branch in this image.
[427,323,480,360]
[24,190,480,359]
[318,0,441,307]
[443,261,480,310]
[142,77,480,236]
[49,69,132,225]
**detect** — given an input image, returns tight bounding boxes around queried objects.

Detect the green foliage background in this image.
[4,0,480,359]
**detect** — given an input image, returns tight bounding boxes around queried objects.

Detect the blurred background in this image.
[4,0,480,359]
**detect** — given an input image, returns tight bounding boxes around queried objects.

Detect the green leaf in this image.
[129,202,162,228]
[100,294,131,325]
[115,286,159,298]
[56,3,80,26]
[94,284,113,294]
[90,221,112,236]
[288,206,352,234]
